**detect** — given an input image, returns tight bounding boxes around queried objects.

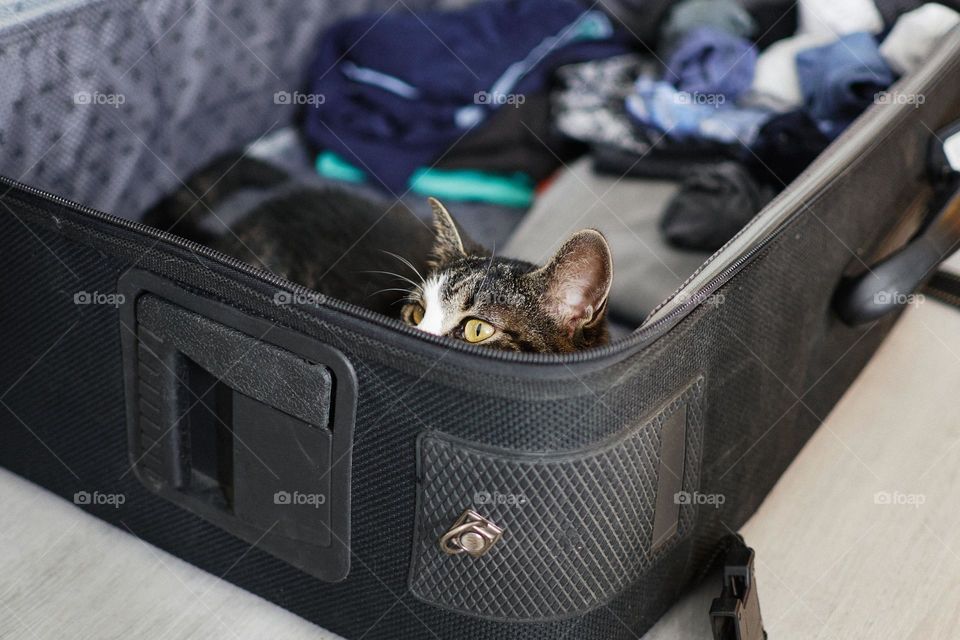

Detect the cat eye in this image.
[410,303,425,325]
[463,318,495,343]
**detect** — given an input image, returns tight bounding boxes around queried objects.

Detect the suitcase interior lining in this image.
[0,0,953,334]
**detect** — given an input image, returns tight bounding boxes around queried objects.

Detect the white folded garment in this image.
[879,3,960,75]
[740,33,835,112]
[798,0,883,36]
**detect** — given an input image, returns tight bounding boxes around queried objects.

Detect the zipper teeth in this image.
[0,176,447,338]
[2,26,945,368]
[3,170,768,364]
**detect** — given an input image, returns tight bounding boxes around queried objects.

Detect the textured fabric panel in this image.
[0,0,407,219]
[409,378,703,621]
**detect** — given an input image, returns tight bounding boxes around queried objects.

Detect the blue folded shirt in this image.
[666,27,758,101]
[626,76,771,146]
[796,32,895,139]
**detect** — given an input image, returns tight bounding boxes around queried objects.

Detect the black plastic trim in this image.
[118,268,358,582]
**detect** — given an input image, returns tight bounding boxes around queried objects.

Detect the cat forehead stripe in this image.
[418,274,447,336]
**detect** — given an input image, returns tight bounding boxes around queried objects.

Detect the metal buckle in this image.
[439,509,503,558]
[710,540,766,640]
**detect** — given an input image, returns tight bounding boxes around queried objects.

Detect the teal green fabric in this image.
[409,168,534,207]
[315,150,367,183]
[315,151,535,207]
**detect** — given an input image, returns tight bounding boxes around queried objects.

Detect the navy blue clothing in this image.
[304,0,628,192]
[749,109,832,185]
[796,32,895,139]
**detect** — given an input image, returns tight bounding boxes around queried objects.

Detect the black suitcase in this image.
[2,1,959,638]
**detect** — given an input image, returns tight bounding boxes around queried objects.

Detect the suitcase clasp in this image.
[439,509,503,558]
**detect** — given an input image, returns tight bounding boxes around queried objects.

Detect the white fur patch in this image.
[417,274,448,335]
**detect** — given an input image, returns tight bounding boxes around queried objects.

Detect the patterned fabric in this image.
[626,75,772,146]
[410,380,704,620]
[0,0,433,219]
[552,54,653,155]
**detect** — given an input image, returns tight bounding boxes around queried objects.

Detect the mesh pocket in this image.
[409,377,705,621]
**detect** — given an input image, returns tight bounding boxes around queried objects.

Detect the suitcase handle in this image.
[834,122,960,325]
[118,270,357,582]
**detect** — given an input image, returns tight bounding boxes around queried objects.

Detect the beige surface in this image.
[645,292,960,639]
[0,467,335,640]
[2,295,960,639]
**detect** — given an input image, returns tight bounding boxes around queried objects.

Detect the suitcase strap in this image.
[923,269,960,310]
[709,535,767,640]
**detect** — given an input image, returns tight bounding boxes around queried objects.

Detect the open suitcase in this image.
[2,1,959,638]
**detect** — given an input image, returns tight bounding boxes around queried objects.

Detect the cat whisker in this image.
[359,269,423,291]
[367,287,417,299]
[379,250,425,282]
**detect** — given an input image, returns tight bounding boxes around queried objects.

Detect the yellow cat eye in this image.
[410,304,425,325]
[464,318,495,343]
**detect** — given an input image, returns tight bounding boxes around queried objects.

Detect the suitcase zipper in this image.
[0,172,771,364]
[3,29,956,366]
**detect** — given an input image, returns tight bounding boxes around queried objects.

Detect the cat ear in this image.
[428,197,467,264]
[535,230,613,336]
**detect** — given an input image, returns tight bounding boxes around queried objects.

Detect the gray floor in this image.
[4,256,960,638]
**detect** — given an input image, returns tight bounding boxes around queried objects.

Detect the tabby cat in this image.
[144,155,613,352]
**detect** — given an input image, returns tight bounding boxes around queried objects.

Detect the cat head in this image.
[400,198,613,353]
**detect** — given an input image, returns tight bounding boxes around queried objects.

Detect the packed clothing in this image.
[299,0,960,250]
